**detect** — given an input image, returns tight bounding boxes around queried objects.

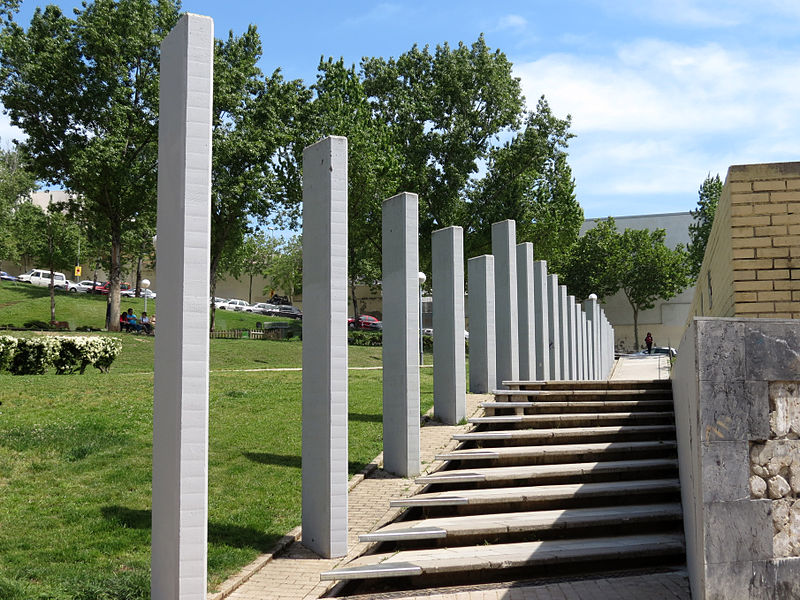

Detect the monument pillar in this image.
[432,226,466,424]
[533,261,550,381]
[301,136,349,558]
[468,255,496,393]
[516,243,536,381]
[547,274,561,380]
[492,220,519,388]
[382,192,420,477]
[152,13,214,599]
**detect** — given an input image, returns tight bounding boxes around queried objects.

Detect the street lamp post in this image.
[418,271,426,365]
[142,279,151,314]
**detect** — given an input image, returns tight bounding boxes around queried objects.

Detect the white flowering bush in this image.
[0,335,18,371]
[1,336,122,375]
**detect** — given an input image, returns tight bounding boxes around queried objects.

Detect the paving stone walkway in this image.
[216,365,690,600]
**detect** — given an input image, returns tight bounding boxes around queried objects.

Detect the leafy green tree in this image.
[265,235,302,303]
[688,173,722,279]
[362,35,524,269]
[617,228,691,349]
[468,97,581,264]
[0,0,181,329]
[558,217,621,302]
[222,230,279,304]
[311,57,401,321]
[208,25,311,331]
[11,202,83,321]
[0,143,37,263]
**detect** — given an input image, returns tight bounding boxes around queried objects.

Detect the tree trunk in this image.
[107,233,122,331]
[48,224,56,323]
[248,272,253,304]
[134,253,142,298]
[209,257,220,332]
[350,276,359,328]
[633,307,640,350]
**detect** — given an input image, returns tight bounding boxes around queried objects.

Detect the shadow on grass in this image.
[100,506,280,552]
[243,452,370,475]
[348,412,382,423]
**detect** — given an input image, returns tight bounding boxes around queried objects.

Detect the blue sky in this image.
[4,0,800,218]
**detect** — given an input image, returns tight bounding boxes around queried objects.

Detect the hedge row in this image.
[0,336,122,375]
[349,332,458,353]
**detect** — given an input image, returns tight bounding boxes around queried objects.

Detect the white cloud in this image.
[343,3,404,27]
[590,0,800,28]
[514,39,800,215]
[494,14,527,32]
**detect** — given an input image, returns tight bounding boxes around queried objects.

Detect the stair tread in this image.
[453,424,675,441]
[494,389,668,397]
[361,503,683,541]
[435,440,676,461]
[390,479,681,507]
[470,411,674,424]
[502,380,670,389]
[415,458,678,484]
[482,400,672,408]
[321,533,685,580]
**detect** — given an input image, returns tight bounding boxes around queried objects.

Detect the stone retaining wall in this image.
[673,317,800,599]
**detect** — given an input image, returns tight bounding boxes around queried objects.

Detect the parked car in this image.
[247,302,279,316]
[55,279,79,292]
[275,305,302,320]
[634,346,677,358]
[348,314,382,331]
[92,281,131,295]
[210,297,227,307]
[76,280,98,293]
[19,268,68,289]
[121,288,157,299]
[0,271,17,281]
[218,298,250,311]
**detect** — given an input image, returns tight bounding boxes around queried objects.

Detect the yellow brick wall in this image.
[688,161,800,324]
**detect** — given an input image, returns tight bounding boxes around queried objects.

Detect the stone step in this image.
[389,479,681,508]
[321,533,685,581]
[493,389,671,400]
[435,440,676,462]
[502,380,671,391]
[470,411,674,426]
[360,503,683,542]
[453,424,675,443]
[481,400,672,414]
[415,458,678,485]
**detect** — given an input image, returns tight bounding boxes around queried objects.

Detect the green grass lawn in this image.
[0,284,436,599]
[0,280,284,331]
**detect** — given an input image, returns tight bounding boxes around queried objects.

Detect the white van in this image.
[19,269,67,288]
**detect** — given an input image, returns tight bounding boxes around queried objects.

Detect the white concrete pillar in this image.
[547,274,561,380]
[558,285,569,380]
[492,220,519,389]
[382,192,420,477]
[516,243,536,381]
[583,295,599,380]
[152,14,213,600]
[575,303,584,380]
[566,295,576,380]
[533,261,550,381]
[468,255,496,394]
[582,311,589,380]
[432,226,466,424]
[301,136,349,558]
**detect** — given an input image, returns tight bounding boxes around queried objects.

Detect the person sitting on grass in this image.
[119,312,130,332]
[126,308,142,333]
[141,311,152,335]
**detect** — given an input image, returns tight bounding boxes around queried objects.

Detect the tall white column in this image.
[582,311,590,380]
[516,243,536,381]
[152,14,213,600]
[547,274,561,380]
[533,261,550,381]
[468,255,496,394]
[575,303,584,380]
[432,226,466,425]
[566,295,576,380]
[382,192,420,477]
[558,285,569,380]
[583,295,599,380]
[301,136,348,558]
[492,220,519,389]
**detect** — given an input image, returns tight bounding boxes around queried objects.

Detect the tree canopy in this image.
[688,173,722,279]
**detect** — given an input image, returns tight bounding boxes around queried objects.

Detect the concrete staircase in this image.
[322,379,685,595]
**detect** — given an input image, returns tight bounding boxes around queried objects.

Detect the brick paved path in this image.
[218,392,691,600]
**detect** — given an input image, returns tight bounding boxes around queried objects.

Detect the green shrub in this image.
[23,319,51,330]
[348,331,383,346]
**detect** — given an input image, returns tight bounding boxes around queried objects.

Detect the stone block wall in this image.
[689,162,800,323]
[673,317,800,600]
